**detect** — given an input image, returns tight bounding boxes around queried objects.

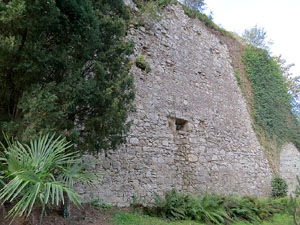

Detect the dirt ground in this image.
[0,203,120,225]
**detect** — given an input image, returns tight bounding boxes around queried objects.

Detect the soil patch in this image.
[0,203,128,225]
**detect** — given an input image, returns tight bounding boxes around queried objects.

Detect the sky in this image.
[204,0,300,77]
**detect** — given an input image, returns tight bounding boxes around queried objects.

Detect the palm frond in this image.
[0,133,101,223]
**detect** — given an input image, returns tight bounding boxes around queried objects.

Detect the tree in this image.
[184,0,206,12]
[0,0,135,154]
[273,55,300,120]
[274,55,295,78]
[242,25,273,50]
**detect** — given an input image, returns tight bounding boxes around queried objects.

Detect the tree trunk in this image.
[61,194,71,218]
[0,204,6,218]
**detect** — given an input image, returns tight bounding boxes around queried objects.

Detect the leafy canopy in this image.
[184,0,206,12]
[243,25,273,50]
[0,0,135,153]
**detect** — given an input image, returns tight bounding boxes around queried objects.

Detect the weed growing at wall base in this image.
[271,176,288,198]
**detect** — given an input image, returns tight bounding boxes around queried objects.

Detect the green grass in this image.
[113,211,205,225]
[113,211,294,225]
[233,214,294,225]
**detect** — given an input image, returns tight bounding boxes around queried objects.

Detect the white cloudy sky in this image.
[204,0,300,76]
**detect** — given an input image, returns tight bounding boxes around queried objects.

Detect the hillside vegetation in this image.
[243,46,300,167]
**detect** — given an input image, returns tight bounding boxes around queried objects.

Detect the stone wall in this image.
[280,143,300,194]
[78,4,273,206]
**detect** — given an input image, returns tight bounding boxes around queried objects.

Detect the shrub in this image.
[271,176,288,198]
[136,56,152,73]
[0,133,101,223]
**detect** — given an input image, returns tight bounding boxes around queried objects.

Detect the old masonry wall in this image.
[280,143,300,195]
[78,4,273,206]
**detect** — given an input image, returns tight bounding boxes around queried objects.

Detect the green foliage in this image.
[234,69,242,86]
[294,176,300,198]
[272,196,297,216]
[243,46,300,149]
[271,176,288,198]
[292,176,300,225]
[113,210,206,225]
[243,25,273,50]
[0,133,100,223]
[182,4,229,36]
[146,190,228,223]
[234,213,294,225]
[114,210,294,225]
[224,196,283,223]
[132,0,177,27]
[133,0,175,9]
[145,189,292,224]
[136,56,151,73]
[187,194,229,224]
[89,198,113,213]
[184,0,206,11]
[0,0,135,154]
[146,189,191,220]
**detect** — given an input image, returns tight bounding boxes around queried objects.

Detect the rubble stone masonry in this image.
[78,4,273,205]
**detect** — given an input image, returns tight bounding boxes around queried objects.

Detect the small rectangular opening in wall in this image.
[168,117,188,133]
[175,118,187,131]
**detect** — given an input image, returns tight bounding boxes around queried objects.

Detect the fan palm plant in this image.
[0,133,101,223]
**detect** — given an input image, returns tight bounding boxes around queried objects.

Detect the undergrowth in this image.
[143,189,294,225]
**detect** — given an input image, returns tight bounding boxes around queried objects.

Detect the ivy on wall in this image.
[243,46,300,149]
